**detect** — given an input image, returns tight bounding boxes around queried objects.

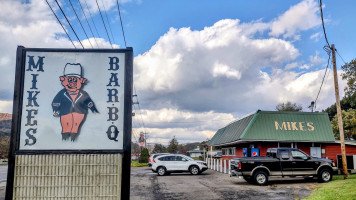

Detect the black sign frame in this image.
[6,46,133,200]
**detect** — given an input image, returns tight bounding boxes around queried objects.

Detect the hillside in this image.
[0,113,12,136]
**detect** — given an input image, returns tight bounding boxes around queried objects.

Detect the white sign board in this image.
[19,51,125,150]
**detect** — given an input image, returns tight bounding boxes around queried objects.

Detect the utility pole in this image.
[331,44,348,179]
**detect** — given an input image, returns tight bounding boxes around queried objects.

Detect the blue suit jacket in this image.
[52,88,98,116]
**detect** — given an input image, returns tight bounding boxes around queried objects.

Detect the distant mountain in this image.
[0,113,12,136]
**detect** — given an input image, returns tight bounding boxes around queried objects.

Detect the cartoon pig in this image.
[52,63,98,141]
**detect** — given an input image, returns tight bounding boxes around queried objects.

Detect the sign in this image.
[139,132,145,147]
[274,121,315,131]
[19,50,127,150]
[6,47,133,200]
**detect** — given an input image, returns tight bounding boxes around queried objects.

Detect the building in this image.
[187,146,207,158]
[208,110,356,168]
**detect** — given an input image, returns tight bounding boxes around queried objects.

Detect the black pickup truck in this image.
[230,148,338,185]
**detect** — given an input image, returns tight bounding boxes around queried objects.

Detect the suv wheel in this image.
[157,167,166,176]
[254,171,268,186]
[190,166,200,175]
[318,168,332,183]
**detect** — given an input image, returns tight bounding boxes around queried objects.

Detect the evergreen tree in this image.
[139,148,149,163]
[167,136,179,153]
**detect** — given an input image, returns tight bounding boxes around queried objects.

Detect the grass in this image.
[304,174,356,200]
[131,160,148,167]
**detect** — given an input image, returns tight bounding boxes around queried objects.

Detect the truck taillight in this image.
[238,162,241,169]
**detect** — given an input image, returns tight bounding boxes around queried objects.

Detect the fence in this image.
[206,157,231,175]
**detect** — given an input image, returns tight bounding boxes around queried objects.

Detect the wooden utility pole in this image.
[331,44,348,179]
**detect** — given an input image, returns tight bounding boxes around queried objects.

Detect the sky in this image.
[0,0,355,145]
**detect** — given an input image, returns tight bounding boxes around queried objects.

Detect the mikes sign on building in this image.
[6,47,133,200]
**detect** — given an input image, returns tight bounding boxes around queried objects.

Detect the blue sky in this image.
[0,0,355,144]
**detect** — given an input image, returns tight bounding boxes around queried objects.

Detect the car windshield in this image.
[184,156,194,161]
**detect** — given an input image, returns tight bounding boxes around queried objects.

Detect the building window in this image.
[222,147,236,156]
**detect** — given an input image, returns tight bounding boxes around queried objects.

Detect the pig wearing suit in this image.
[52,63,98,141]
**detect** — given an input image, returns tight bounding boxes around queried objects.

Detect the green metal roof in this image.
[208,113,254,146]
[208,110,335,146]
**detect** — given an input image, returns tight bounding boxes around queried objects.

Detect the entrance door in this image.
[310,147,321,158]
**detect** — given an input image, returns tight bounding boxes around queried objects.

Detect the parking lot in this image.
[1,165,318,200]
[130,167,317,200]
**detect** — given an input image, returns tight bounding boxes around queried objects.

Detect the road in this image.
[0,165,7,200]
[130,167,316,200]
[0,165,7,183]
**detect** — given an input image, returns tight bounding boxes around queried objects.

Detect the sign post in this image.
[6,46,133,199]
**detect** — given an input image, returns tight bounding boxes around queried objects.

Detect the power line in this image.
[314,54,331,110]
[336,49,347,65]
[45,0,76,48]
[54,0,84,48]
[116,0,127,47]
[68,0,93,48]
[101,0,116,44]
[133,85,147,134]
[95,0,113,48]
[83,0,104,48]
[319,0,330,47]
[78,0,99,48]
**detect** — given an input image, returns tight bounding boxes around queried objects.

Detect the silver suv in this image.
[151,154,208,176]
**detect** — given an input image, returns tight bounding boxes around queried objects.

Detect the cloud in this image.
[310,51,324,66]
[134,19,299,94]
[269,0,320,39]
[0,0,118,106]
[0,101,13,114]
[285,62,299,70]
[310,32,322,42]
[212,62,241,80]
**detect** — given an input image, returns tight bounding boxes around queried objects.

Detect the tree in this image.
[341,59,356,107]
[167,136,179,153]
[275,102,302,112]
[0,136,10,158]
[331,109,356,140]
[152,144,167,153]
[139,148,149,163]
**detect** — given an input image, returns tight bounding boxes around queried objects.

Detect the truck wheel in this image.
[190,166,200,175]
[254,171,268,186]
[157,167,166,176]
[318,168,332,183]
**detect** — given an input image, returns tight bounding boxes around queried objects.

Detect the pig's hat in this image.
[64,63,82,77]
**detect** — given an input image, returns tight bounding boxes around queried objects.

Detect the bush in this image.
[139,148,149,163]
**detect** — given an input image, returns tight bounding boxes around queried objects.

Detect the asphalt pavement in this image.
[130,167,316,200]
[0,165,7,200]
[0,165,317,200]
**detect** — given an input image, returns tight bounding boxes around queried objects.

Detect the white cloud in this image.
[310,51,324,66]
[132,108,235,144]
[212,62,241,79]
[134,19,299,93]
[310,32,322,42]
[300,64,310,70]
[269,0,320,39]
[285,62,299,70]
[0,101,13,113]
[0,0,118,104]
